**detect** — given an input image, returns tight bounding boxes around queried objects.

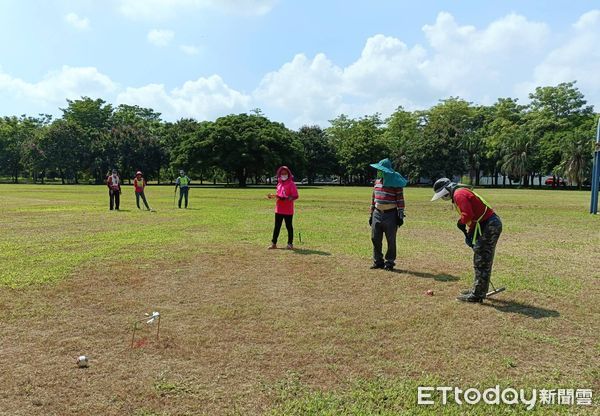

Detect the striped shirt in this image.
[371,179,405,215]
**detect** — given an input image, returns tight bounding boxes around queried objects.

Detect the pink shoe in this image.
[268,243,277,250]
[286,244,294,250]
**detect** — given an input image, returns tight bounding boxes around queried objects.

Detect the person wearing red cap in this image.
[133,171,152,210]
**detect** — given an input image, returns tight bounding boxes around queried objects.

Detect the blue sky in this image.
[1,0,599,128]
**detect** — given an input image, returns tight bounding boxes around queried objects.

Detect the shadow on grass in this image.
[393,269,460,282]
[483,298,560,319]
[292,248,331,256]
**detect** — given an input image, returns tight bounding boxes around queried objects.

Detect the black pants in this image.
[109,189,120,210]
[272,213,293,245]
[371,208,398,267]
[136,191,150,210]
[178,187,189,208]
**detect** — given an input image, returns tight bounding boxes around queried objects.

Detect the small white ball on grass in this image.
[76,355,89,368]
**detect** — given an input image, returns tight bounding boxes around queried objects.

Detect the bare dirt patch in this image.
[1,242,597,415]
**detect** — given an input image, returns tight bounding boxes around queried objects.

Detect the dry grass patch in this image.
[0,185,598,415]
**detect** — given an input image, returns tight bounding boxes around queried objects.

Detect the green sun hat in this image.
[370,158,408,187]
[369,158,396,174]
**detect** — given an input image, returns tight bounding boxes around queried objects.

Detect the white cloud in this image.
[420,12,550,99]
[147,29,175,47]
[2,10,600,128]
[116,75,251,120]
[518,10,600,101]
[117,0,276,20]
[179,44,200,55]
[254,53,344,127]
[253,35,435,126]
[343,35,429,98]
[252,10,598,126]
[0,66,117,106]
[64,12,90,30]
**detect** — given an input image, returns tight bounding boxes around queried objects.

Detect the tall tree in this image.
[464,105,490,185]
[170,119,214,183]
[111,104,164,182]
[383,107,420,182]
[62,97,113,130]
[500,125,532,185]
[61,97,114,183]
[0,116,45,183]
[296,125,336,184]
[328,114,389,184]
[483,98,527,186]
[559,136,591,189]
[557,117,597,189]
[527,81,594,186]
[39,119,87,184]
[206,113,301,187]
[20,115,52,183]
[413,98,474,181]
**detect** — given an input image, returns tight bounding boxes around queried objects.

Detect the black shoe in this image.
[383,265,394,272]
[370,264,385,270]
[456,293,484,303]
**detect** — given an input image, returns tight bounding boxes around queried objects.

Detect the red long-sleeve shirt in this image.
[275,179,298,215]
[453,188,494,233]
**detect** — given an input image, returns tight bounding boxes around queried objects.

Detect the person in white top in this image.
[106,169,122,210]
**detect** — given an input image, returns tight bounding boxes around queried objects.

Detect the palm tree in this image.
[559,135,592,189]
[465,133,483,185]
[501,128,531,186]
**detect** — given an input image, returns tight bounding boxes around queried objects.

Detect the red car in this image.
[545,177,567,186]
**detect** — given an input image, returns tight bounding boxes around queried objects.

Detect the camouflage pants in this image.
[472,215,502,297]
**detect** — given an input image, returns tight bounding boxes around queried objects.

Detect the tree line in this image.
[0,81,597,188]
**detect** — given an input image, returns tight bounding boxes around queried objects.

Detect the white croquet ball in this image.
[76,355,89,368]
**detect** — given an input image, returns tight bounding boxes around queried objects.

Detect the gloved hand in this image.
[369,213,373,226]
[397,214,404,227]
[456,221,467,233]
[465,232,474,248]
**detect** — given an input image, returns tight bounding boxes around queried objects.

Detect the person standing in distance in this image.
[175,170,191,209]
[106,169,122,210]
[134,171,152,211]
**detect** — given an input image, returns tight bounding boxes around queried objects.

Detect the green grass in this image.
[1,185,596,293]
[0,184,598,415]
[267,374,592,415]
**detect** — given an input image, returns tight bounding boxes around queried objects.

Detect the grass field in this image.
[0,184,598,415]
